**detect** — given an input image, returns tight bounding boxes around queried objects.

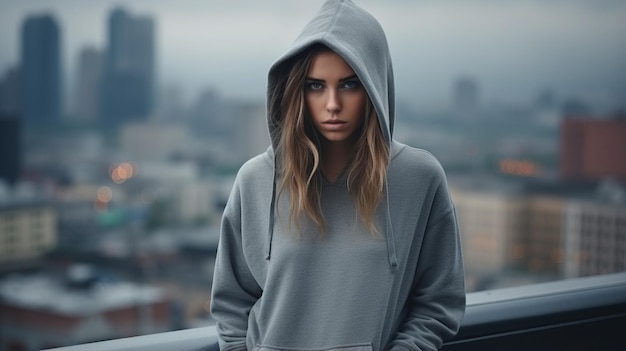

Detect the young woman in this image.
[210,1,465,350]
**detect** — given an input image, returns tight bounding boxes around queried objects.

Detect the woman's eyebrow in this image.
[305,77,324,82]
[338,74,358,82]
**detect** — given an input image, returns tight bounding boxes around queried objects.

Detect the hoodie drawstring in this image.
[384,181,399,271]
[265,170,277,260]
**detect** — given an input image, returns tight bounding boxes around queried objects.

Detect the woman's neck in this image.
[321,140,354,183]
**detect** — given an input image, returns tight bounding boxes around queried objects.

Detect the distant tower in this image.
[72,47,102,123]
[101,8,156,126]
[0,66,21,116]
[20,14,62,124]
[0,116,21,186]
[453,76,480,112]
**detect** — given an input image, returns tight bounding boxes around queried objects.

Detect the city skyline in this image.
[0,0,625,110]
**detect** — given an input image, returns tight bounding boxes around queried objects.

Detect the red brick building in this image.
[560,117,626,182]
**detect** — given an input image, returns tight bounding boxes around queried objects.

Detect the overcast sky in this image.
[1,0,625,109]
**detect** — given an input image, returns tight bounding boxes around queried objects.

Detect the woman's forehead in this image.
[307,51,355,78]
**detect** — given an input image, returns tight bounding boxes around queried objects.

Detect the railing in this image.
[44,272,626,351]
[443,271,626,350]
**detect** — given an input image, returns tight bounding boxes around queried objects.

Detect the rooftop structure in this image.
[0,268,172,350]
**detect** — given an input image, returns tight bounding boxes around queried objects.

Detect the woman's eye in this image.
[306,82,323,91]
[341,80,360,90]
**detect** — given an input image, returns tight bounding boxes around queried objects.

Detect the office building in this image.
[0,66,21,116]
[563,182,626,278]
[449,181,527,290]
[525,195,565,274]
[560,116,626,182]
[0,200,56,265]
[0,117,20,186]
[20,14,62,124]
[101,8,156,126]
[72,47,103,123]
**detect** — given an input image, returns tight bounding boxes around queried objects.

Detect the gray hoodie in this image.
[210,1,465,350]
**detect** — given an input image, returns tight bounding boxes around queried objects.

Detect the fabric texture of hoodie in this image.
[210,1,466,350]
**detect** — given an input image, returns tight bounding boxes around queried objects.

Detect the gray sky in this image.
[1,0,625,109]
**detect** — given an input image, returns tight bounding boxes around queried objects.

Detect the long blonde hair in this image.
[274,45,389,234]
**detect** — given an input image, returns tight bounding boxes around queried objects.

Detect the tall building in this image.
[101,8,156,126]
[72,47,102,123]
[20,14,62,124]
[0,66,21,116]
[560,116,626,182]
[0,117,20,187]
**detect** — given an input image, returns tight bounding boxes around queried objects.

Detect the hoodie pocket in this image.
[253,343,373,351]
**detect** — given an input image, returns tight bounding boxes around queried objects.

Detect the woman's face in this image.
[304,51,366,146]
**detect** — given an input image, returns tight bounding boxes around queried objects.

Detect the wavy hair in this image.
[274,45,389,235]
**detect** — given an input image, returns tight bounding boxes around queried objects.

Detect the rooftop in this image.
[0,268,164,316]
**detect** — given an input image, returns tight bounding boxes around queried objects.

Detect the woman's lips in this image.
[323,120,346,124]
[322,119,347,130]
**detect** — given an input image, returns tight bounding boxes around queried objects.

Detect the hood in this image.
[266,0,395,150]
[264,0,399,270]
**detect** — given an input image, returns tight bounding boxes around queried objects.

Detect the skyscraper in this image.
[0,116,20,187]
[20,14,62,124]
[101,8,156,126]
[72,47,102,123]
[0,66,21,116]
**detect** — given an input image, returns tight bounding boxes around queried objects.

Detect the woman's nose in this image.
[326,90,341,113]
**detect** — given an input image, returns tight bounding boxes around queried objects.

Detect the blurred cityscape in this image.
[1,3,625,351]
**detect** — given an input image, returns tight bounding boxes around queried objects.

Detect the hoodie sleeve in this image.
[210,176,263,351]
[388,187,466,351]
